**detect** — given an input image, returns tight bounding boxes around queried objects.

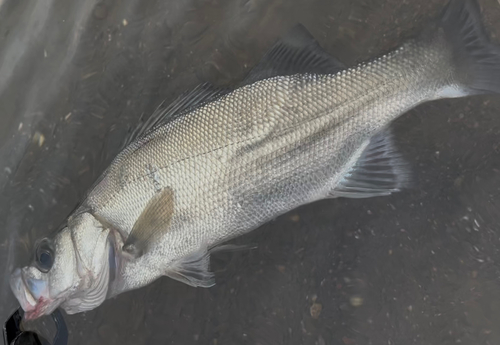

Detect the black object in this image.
[3,308,68,345]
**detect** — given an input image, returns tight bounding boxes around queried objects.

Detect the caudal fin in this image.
[440,0,500,95]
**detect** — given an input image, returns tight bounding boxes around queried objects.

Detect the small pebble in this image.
[33,131,45,147]
[98,324,118,343]
[350,296,363,307]
[310,302,322,319]
[342,336,356,345]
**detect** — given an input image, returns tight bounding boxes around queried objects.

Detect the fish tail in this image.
[438,0,500,96]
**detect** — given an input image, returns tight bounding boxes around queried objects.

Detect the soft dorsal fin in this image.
[122,187,175,258]
[124,83,230,145]
[242,24,345,85]
[330,128,411,199]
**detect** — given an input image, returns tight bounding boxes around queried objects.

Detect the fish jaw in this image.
[10,268,60,320]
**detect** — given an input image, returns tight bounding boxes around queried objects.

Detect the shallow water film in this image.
[1,0,500,344]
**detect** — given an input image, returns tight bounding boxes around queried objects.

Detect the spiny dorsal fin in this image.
[124,25,343,145]
[124,83,230,145]
[330,128,411,199]
[242,24,345,85]
[122,187,175,258]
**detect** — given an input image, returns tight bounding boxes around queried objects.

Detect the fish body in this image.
[10,0,500,319]
[89,40,444,293]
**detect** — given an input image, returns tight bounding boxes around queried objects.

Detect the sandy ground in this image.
[1,0,500,344]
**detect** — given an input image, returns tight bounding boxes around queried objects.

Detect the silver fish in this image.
[10,0,500,320]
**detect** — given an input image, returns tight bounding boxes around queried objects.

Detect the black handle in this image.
[50,310,67,345]
[3,308,68,345]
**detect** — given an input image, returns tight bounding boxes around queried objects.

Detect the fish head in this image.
[10,213,115,320]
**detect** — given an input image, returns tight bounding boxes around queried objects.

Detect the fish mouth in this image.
[10,268,58,320]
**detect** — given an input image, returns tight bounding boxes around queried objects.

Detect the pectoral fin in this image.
[165,243,257,288]
[122,187,175,258]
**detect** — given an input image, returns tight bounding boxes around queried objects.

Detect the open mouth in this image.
[24,297,52,320]
[10,268,54,320]
[10,268,37,311]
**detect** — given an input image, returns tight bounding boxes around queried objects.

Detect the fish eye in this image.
[35,239,54,273]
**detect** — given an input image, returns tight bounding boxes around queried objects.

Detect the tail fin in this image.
[439,0,500,95]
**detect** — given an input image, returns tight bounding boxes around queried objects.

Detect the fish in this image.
[10,0,500,320]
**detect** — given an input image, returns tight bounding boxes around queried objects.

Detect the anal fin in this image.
[330,128,411,199]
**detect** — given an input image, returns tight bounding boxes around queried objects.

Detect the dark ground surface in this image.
[1,0,500,344]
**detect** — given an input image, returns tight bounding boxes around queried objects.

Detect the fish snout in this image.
[10,267,51,319]
[10,268,37,313]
